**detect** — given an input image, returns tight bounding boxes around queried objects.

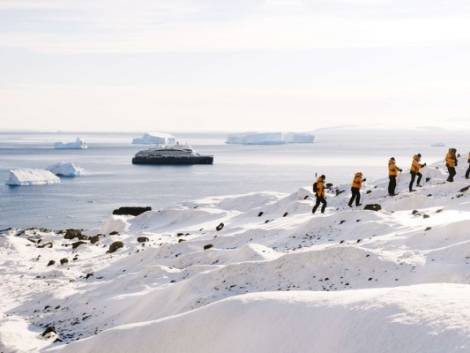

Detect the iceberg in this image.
[226,132,315,145]
[54,137,88,150]
[6,169,61,186]
[47,162,83,177]
[132,133,177,145]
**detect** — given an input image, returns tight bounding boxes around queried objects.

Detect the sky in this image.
[1,0,470,132]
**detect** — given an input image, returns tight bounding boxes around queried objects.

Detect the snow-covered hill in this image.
[1,159,470,353]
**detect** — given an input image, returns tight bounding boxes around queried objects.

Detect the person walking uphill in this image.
[409,153,426,192]
[388,157,402,196]
[348,172,366,207]
[466,152,470,179]
[445,148,458,182]
[312,175,327,214]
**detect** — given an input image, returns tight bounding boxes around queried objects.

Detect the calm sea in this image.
[0,129,467,230]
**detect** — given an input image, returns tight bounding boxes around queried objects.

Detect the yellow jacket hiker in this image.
[349,172,366,207]
[312,175,327,214]
[445,148,458,182]
[409,153,426,192]
[388,157,402,196]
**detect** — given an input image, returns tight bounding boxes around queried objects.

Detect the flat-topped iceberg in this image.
[47,162,83,177]
[54,138,88,150]
[6,169,61,186]
[226,132,314,145]
[132,133,176,145]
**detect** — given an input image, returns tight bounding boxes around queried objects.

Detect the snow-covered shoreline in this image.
[1,159,470,352]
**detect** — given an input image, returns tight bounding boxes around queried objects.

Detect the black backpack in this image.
[313,182,318,193]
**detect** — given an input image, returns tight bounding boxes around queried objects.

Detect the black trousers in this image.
[388,176,397,196]
[348,187,361,206]
[447,166,456,182]
[466,164,470,179]
[409,172,422,191]
[312,196,327,214]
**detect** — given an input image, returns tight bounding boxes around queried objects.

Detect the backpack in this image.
[313,182,318,193]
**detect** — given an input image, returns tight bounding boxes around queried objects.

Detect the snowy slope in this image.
[0,158,469,353]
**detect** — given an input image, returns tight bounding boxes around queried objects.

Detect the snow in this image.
[226,132,315,145]
[47,162,83,177]
[6,169,61,186]
[132,133,177,145]
[1,158,470,352]
[53,138,87,150]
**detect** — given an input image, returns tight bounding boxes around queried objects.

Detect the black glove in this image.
[363,178,367,182]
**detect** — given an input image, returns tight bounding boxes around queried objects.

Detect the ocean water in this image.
[0,129,468,230]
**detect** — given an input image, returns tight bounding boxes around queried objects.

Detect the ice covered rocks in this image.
[6,169,60,186]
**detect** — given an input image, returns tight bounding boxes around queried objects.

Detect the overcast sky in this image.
[1,0,470,131]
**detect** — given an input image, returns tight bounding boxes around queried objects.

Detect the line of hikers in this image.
[312,149,470,215]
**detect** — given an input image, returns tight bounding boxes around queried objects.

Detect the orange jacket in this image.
[388,160,401,177]
[352,173,363,189]
[315,177,325,198]
[446,152,456,168]
[410,155,422,173]
[468,152,470,163]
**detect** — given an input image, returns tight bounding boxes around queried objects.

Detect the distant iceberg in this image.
[47,162,83,177]
[226,132,315,145]
[132,133,177,145]
[54,138,88,150]
[6,169,61,186]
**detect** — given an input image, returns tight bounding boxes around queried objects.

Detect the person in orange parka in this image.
[348,172,366,207]
[409,153,426,192]
[312,175,327,214]
[388,157,402,196]
[445,148,458,182]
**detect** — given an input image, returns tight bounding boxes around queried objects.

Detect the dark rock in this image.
[89,235,100,244]
[47,260,55,266]
[176,232,184,237]
[460,185,470,193]
[258,211,264,217]
[412,210,419,215]
[72,241,86,249]
[303,195,309,200]
[335,189,345,196]
[426,177,431,182]
[60,258,68,265]
[425,227,432,231]
[178,239,186,243]
[137,237,149,243]
[216,223,224,231]
[366,190,372,194]
[37,242,53,249]
[283,212,288,217]
[107,241,124,253]
[364,204,381,212]
[203,244,214,251]
[85,273,94,279]
[41,326,56,337]
[109,231,119,236]
[64,229,84,240]
[422,214,430,219]
[339,220,346,225]
[326,183,333,189]
[112,206,152,216]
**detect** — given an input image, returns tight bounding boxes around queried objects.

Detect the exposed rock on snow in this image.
[226,132,315,145]
[47,162,83,177]
[6,169,61,186]
[1,159,470,353]
[112,206,152,216]
[132,133,176,145]
[53,138,87,150]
